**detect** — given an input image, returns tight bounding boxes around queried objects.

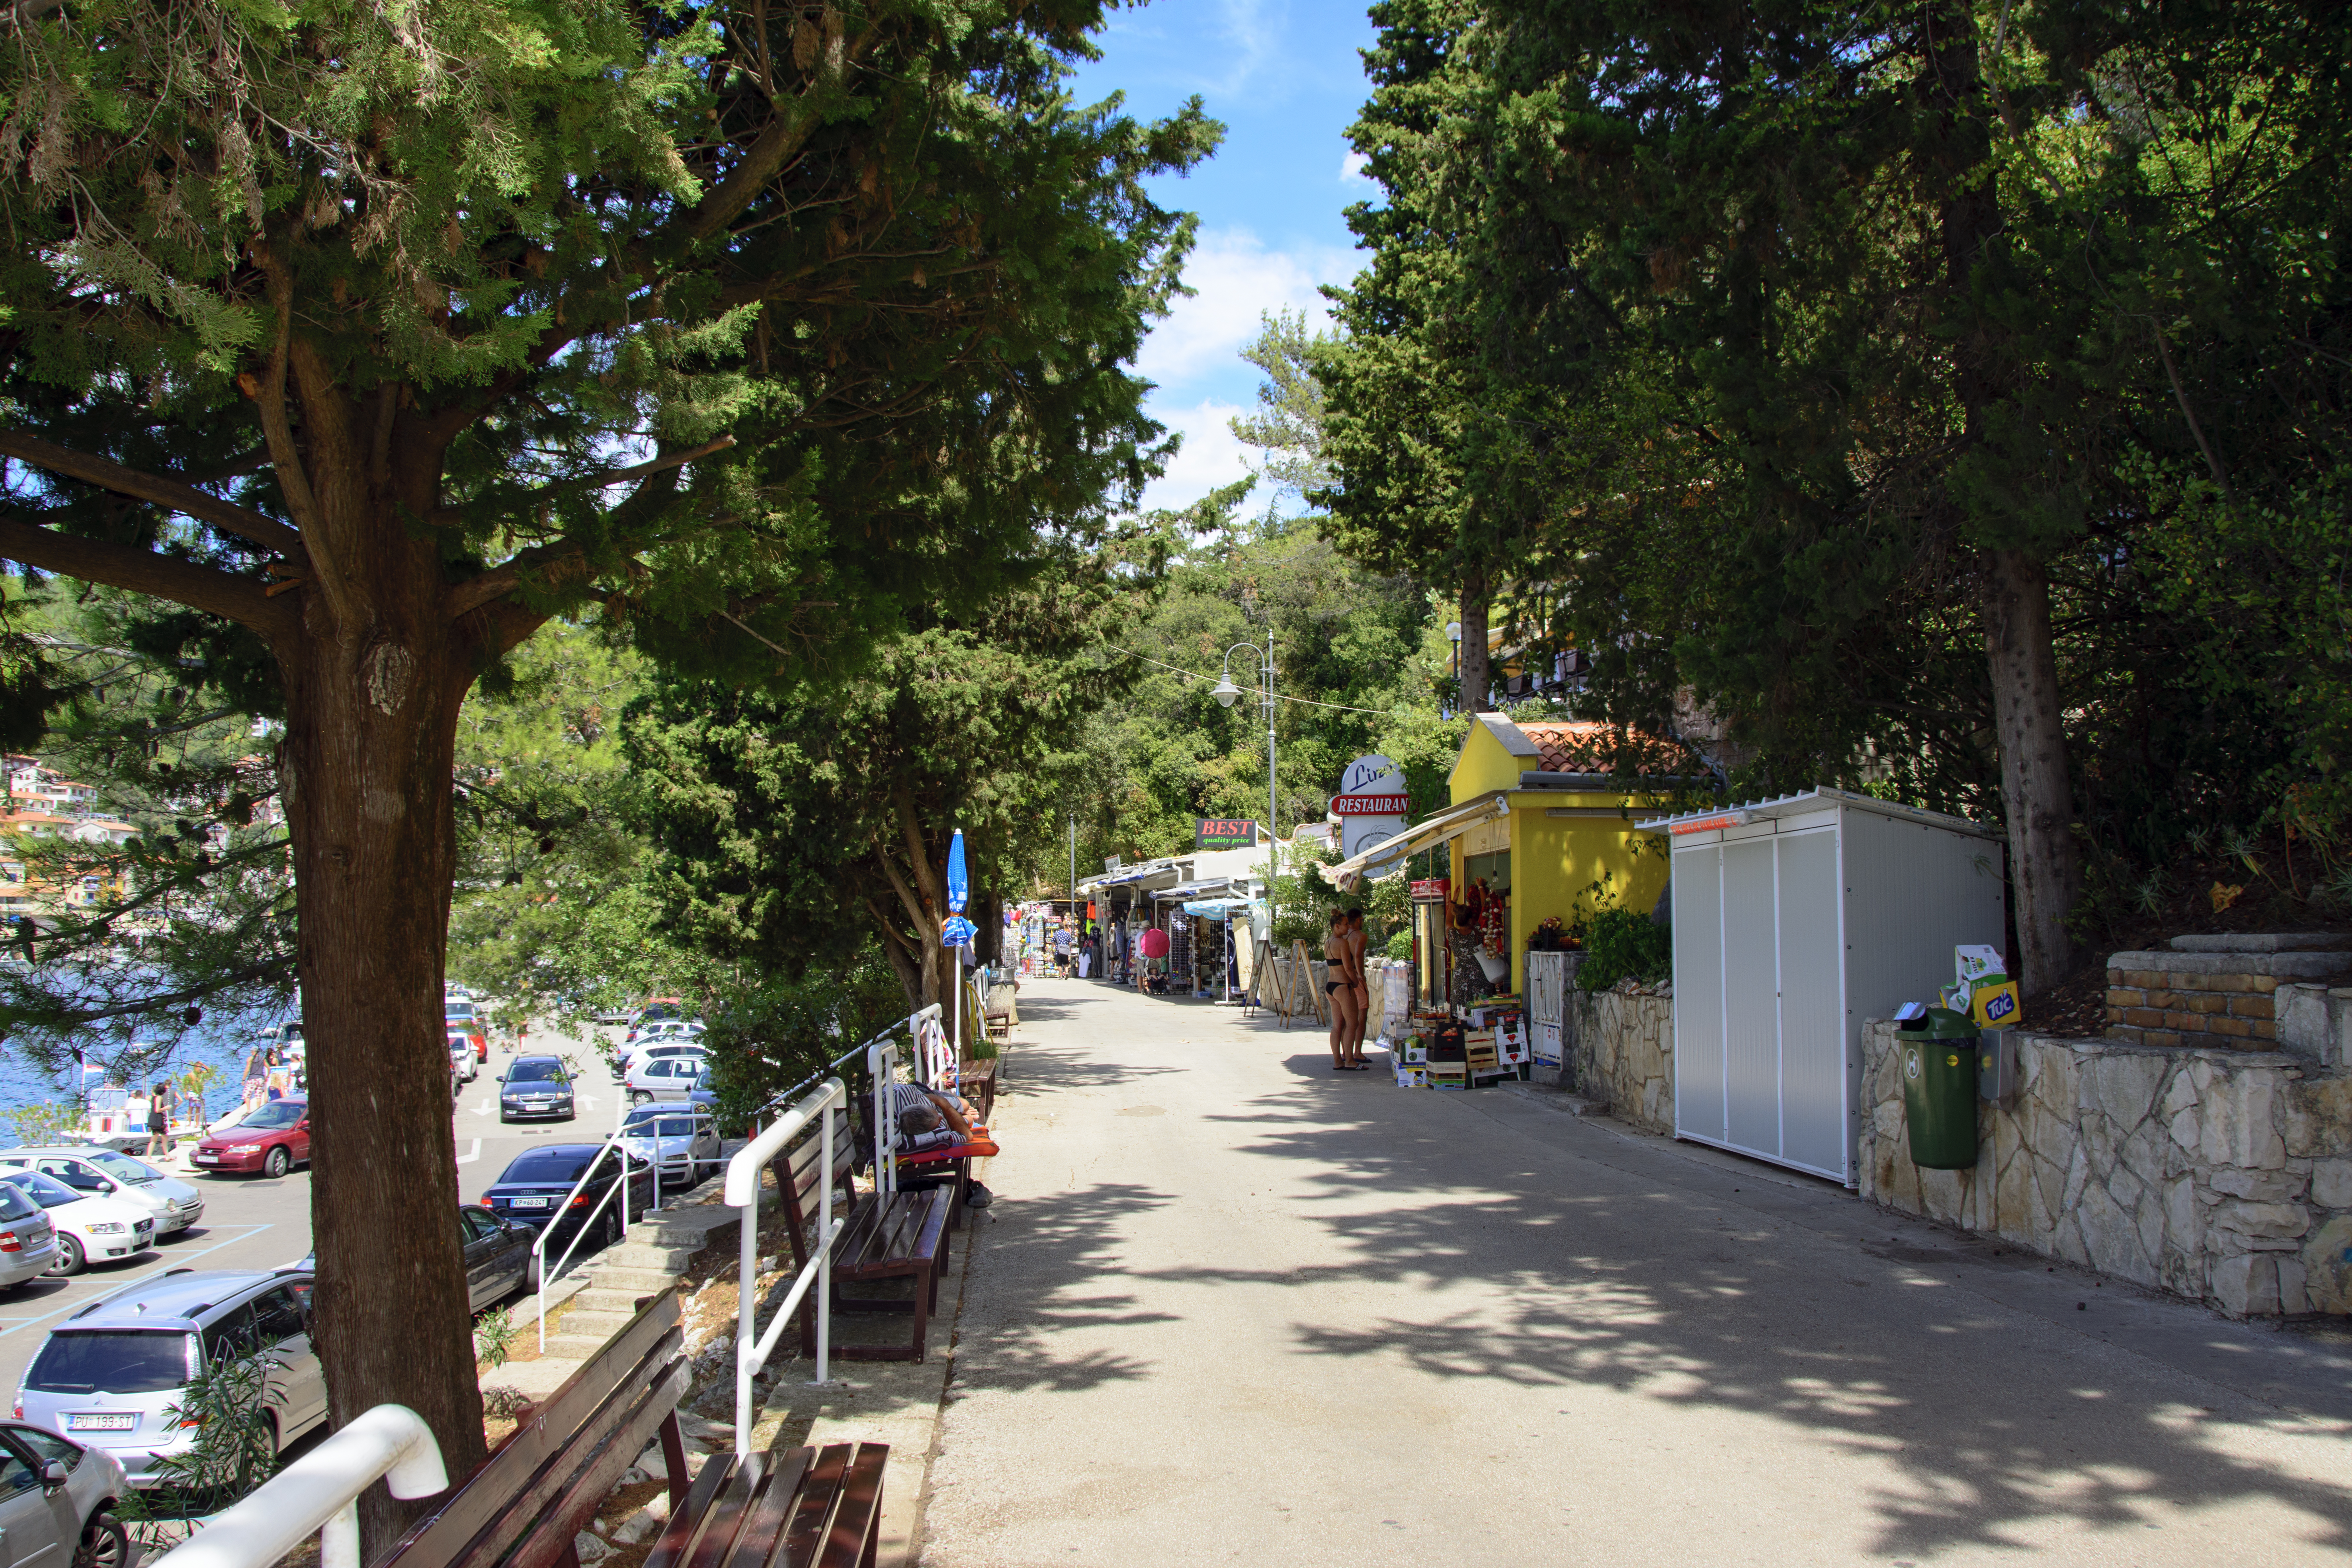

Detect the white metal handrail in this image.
[725,1078,845,1455]
[533,1110,640,1351]
[145,1403,446,1568]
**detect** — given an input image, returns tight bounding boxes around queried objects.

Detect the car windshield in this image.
[4,1170,83,1208]
[28,1330,195,1394]
[508,1061,566,1084]
[88,1152,161,1184]
[240,1102,304,1130]
[500,1151,596,1185]
[624,1111,700,1138]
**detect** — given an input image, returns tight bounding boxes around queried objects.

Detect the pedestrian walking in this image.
[145,1082,172,1158]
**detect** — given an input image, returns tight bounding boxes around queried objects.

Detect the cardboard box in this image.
[1533,1021,1563,1065]
[1394,1065,1427,1089]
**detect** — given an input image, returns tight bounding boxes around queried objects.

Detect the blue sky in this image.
[1065,0,1380,511]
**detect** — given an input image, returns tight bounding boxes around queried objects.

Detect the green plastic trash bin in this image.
[1897,1007,1980,1169]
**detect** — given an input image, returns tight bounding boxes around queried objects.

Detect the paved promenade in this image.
[920,978,2352,1566]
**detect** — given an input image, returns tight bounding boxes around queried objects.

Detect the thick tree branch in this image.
[249,239,363,637]
[0,432,305,558]
[0,510,293,636]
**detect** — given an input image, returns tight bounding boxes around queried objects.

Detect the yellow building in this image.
[1325,713,1689,993]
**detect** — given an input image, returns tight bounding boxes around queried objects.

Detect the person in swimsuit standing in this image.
[1344,909,1373,1066]
[1323,909,1361,1070]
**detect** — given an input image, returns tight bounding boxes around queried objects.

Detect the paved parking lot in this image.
[0,1017,652,1393]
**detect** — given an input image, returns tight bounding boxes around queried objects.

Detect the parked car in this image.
[445,1002,487,1062]
[0,1150,205,1238]
[610,1038,710,1081]
[497,1056,575,1123]
[480,1146,654,1265]
[623,1051,707,1106]
[0,1173,152,1277]
[15,1269,324,1489]
[0,1420,131,1568]
[449,1035,480,1084]
[617,1106,723,1189]
[686,1065,717,1116]
[287,1203,530,1310]
[622,999,685,1035]
[0,1183,58,1289]
[189,1099,311,1178]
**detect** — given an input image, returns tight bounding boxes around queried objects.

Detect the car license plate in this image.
[194,1152,217,1164]
[510,1197,551,1210]
[68,1413,135,1431]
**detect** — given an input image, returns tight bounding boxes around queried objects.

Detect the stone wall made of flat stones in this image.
[1858,1020,2352,1318]
[1568,981,1675,1136]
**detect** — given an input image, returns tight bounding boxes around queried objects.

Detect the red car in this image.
[449,1023,488,1063]
[192,1098,313,1177]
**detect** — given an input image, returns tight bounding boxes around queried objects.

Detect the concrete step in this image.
[541,1333,610,1360]
[556,1306,636,1339]
[628,1213,738,1250]
[604,1243,700,1271]
[570,1287,655,1316]
[587,1266,678,1295]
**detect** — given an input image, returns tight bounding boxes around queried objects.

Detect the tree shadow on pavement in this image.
[949,1179,1174,1396]
[1141,1072,2352,1559]
[999,1031,1182,1095]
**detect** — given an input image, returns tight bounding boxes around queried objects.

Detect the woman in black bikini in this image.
[1324,910,1363,1070]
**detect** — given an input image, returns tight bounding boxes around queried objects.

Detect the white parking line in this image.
[455,1139,481,1165]
[0,1224,277,1339]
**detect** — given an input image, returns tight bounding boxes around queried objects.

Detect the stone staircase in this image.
[540,1188,742,1360]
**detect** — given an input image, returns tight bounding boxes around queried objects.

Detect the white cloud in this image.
[1340,150,1371,184]
[1137,398,1256,515]
[1139,227,1356,391]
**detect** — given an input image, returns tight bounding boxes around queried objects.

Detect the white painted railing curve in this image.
[143,1403,447,1568]
[725,1077,844,1456]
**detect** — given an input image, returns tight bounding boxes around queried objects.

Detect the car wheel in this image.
[630,1090,652,1106]
[46,1233,85,1277]
[264,1146,291,1179]
[74,1512,128,1568]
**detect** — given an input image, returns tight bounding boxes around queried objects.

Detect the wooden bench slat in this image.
[817,1445,886,1568]
[377,1297,682,1568]
[639,1453,740,1568]
[776,1445,851,1568]
[498,1353,696,1568]
[672,1452,762,1568]
[718,1449,808,1568]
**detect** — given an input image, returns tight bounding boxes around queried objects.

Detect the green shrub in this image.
[1385,929,1412,961]
[1576,909,1671,992]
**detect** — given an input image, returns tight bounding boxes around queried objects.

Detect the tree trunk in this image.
[1920,2,2082,992]
[1985,549,2080,991]
[277,480,490,1546]
[1458,563,1492,713]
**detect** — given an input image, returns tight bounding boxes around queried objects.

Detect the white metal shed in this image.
[1638,789,2006,1185]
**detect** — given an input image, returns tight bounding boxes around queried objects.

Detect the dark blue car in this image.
[479,1144,655,1269]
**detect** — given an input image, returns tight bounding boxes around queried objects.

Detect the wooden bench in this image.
[375,1292,887,1568]
[775,1104,953,1363]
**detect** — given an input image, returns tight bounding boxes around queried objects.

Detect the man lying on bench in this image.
[895,1084,998,1209]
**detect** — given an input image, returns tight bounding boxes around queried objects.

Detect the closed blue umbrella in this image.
[946,829,969,914]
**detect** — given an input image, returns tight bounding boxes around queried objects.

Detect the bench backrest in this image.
[373,1292,690,1568]
[771,1103,855,1274]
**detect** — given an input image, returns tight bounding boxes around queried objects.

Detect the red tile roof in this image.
[1516,721,1693,776]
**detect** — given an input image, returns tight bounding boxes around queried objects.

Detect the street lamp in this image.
[1214,635,1278,991]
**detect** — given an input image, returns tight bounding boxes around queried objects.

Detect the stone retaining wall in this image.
[1858,1021,2352,1317]
[1568,981,1675,1135]
[2104,937,2352,1052]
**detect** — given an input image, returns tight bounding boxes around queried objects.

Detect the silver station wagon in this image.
[14,1270,325,1488]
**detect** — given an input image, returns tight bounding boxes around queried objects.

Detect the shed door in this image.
[1721,839,1780,1157]
[1671,843,1725,1146]
[1775,828,1846,1179]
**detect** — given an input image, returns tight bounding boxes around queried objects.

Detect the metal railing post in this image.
[817,1102,832,1381]
[726,1078,848,1457]
[144,1404,445,1568]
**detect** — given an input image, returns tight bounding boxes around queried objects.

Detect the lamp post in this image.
[1211,633,1278,992]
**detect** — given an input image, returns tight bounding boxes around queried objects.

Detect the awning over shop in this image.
[1182,898,1251,918]
[1076,857,1189,896]
[1157,876,1233,900]
[1314,791,1511,891]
